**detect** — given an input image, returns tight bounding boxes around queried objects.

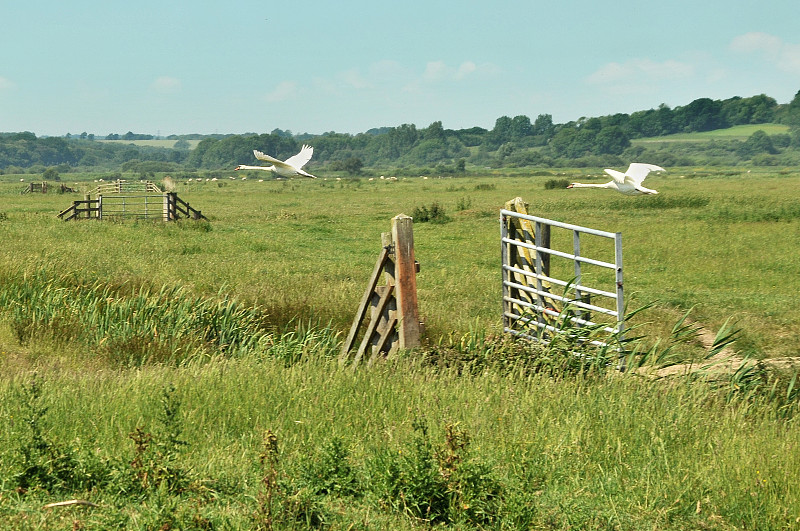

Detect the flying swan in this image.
[567,163,665,195]
[235,144,317,178]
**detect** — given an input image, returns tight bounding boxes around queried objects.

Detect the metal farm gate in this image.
[97,194,168,220]
[500,198,624,347]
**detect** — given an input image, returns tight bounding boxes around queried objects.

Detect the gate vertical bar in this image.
[500,212,510,330]
[573,230,584,324]
[534,221,545,328]
[614,232,626,368]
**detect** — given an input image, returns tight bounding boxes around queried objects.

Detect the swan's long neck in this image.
[569,181,615,189]
[236,165,275,172]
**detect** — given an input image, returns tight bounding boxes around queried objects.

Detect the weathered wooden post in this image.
[341,214,422,368]
[163,192,177,221]
[392,214,421,349]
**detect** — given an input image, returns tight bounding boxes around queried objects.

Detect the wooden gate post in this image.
[341,214,422,367]
[392,214,421,349]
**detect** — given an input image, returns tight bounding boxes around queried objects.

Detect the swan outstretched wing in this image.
[603,168,626,184]
[253,150,283,165]
[625,163,665,185]
[282,144,314,170]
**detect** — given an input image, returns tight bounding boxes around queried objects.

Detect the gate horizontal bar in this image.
[502,264,618,299]
[502,237,617,269]
[501,209,619,239]
[503,281,619,316]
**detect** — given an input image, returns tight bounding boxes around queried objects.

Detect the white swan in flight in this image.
[567,163,665,195]
[235,144,317,178]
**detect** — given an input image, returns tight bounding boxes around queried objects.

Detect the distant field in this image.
[633,123,790,143]
[97,138,202,149]
[1,167,799,359]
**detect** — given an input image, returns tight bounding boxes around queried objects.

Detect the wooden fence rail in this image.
[57,196,99,221]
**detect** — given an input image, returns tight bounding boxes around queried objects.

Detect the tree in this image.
[510,115,533,139]
[673,98,726,132]
[489,116,513,146]
[738,130,777,158]
[383,124,418,159]
[786,90,800,129]
[422,121,445,141]
[721,94,777,125]
[549,126,596,158]
[593,126,630,155]
[533,114,554,137]
[341,156,363,174]
[42,167,60,181]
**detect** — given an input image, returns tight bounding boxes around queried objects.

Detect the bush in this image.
[411,202,451,224]
[544,178,571,189]
[372,420,502,526]
[297,437,359,497]
[10,374,111,494]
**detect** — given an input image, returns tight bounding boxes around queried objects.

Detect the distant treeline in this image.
[3,91,800,175]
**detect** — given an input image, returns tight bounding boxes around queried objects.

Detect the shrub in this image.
[411,202,451,224]
[455,196,473,211]
[10,373,111,494]
[372,419,502,526]
[544,178,571,189]
[297,437,359,497]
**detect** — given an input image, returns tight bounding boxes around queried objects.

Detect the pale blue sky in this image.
[2,1,799,137]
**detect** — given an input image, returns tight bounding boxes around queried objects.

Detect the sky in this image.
[2,1,800,138]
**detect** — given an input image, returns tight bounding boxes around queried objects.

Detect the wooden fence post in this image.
[341,214,422,367]
[392,214,420,349]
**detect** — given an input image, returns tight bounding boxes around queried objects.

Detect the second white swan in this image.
[567,163,664,195]
[235,144,317,178]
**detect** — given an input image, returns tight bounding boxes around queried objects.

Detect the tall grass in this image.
[1,347,798,529]
[0,267,273,365]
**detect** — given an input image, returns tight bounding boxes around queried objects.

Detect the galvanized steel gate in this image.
[96,194,169,220]
[501,201,624,346]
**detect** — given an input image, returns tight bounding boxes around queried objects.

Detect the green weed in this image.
[297,437,359,498]
[455,195,473,211]
[254,429,328,530]
[411,201,451,223]
[10,373,110,494]
[0,269,273,365]
[544,178,570,189]
[373,419,501,526]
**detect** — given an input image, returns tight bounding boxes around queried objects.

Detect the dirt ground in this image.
[637,319,800,379]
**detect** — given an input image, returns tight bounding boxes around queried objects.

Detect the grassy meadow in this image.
[1,168,799,529]
[96,138,203,149]
[631,123,791,143]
